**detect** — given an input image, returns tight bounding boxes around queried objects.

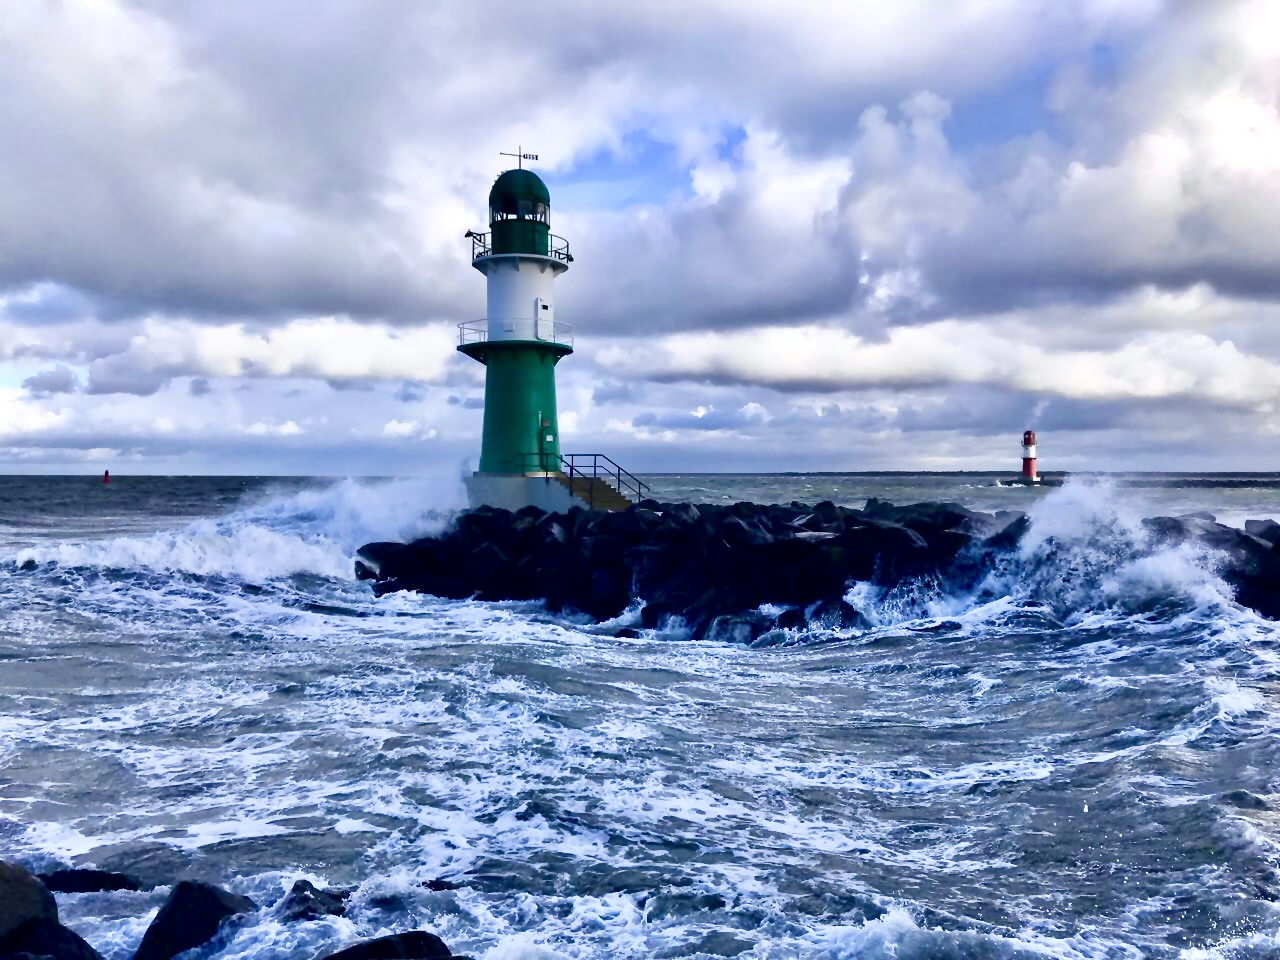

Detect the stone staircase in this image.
[554,472,634,512]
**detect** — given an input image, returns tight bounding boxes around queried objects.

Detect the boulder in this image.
[0,862,58,941]
[38,869,141,894]
[0,917,102,960]
[131,880,256,960]
[1245,519,1280,545]
[320,930,453,960]
[276,879,348,923]
[808,598,871,631]
[774,608,806,631]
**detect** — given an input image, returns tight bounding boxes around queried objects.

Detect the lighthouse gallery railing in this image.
[458,318,574,349]
[469,232,573,263]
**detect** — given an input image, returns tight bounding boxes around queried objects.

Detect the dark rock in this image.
[132,880,256,960]
[663,503,700,527]
[1221,789,1271,811]
[774,608,806,631]
[1245,519,1280,545]
[37,869,140,894]
[1178,511,1217,523]
[985,515,1031,552]
[0,862,58,941]
[320,930,452,960]
[420,879,463,892]
[1144,515,1280,619]
[356,495,1280,633]
[719,515,773,548]
[353,542,410,579]
[276,879,348,922]
[0,917,102,960]
[808,598,871,631]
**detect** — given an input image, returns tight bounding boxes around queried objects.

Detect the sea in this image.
[2,472,1280,960]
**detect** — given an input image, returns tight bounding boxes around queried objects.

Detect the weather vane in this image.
[500,146,539,169]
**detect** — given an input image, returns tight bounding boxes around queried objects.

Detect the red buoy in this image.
[103,469,110,486]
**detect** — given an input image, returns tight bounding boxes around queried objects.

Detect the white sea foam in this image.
[10,475,464,580]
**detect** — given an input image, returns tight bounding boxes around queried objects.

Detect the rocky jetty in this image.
[358,498,1280,632]
[0,861,466,960]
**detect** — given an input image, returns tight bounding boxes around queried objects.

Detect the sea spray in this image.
[12,475,465,580]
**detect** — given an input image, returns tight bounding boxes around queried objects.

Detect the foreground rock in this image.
[276,879,348,922]
[132,880,256,960]
[39,868,142,894]
[0,862,102,960]
[0,861,58,941]
[1,916,103,960]
[359,499,1280,631]
[320,930,453,960]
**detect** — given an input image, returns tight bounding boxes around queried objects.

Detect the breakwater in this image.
[358,497,1280,633]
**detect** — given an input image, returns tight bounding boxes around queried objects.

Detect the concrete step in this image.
[554,473,632,511]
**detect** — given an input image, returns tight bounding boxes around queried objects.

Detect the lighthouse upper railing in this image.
[469,231,573,263]
[458,318,574,349]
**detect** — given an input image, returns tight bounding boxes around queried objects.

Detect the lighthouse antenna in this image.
[499,147,539,169]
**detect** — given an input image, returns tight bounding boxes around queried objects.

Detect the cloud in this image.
[598,321,1280,410]
[66,317,459,395]
[22,365,80,396]
[1,0,1279,472]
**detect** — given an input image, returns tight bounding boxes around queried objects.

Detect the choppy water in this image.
[2,473,1280,960]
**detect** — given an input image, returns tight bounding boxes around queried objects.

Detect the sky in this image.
[2,0,1280,474]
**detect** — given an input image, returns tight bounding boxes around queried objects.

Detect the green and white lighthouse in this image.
[458,156,644,512]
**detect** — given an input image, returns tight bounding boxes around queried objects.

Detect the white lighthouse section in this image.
[479,257,566,342]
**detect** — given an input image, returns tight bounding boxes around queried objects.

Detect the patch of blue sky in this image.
[0,361,55,390]
[552,126,746,211]
[949,37,1137,153]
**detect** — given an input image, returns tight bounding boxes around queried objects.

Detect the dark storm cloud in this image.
[591,380,637,405]
[22,365,80,396]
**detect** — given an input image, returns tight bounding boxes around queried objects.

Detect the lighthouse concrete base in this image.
[465,473,580,513]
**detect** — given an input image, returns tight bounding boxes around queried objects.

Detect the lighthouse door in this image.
[535,298,553,341]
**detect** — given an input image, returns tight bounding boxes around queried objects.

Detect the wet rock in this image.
[1245,518,1280,545]
[357,496,1280,629]
[38,869,141,894]
[0,917,102,960]
[808,598,871,631]
[774,608,806,631]
[0,862,58,941]
[276,879,348,922]
[420,878,464,892]
[1177,510,1217,522]
[320,930,453,960]
[132,880,256,960]
[1221,789,1271,811]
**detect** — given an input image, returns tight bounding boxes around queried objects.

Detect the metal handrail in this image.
[517,452,650,508]
[458,318,574,348]
[470,232,572,263]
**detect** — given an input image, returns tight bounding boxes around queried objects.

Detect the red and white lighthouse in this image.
[1021,430,1039,483]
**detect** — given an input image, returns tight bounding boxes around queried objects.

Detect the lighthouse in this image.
[457,156,645,512]
[1021,430,1039,483]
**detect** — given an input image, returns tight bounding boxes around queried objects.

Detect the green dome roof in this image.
[489,168,550,207]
